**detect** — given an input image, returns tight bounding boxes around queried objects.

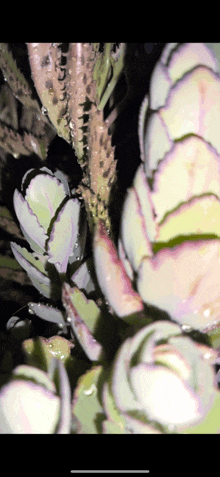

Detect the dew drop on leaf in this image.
[83,384,96,396]
[41,106,48,115]
[181,324,193,332]
[28,303,35,315]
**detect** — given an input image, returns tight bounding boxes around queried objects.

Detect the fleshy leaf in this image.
[72,365,106,434]
[52,359,72,434]
[47,198,80,274]
[112,336,143,413]
[181,391,220,433]
[121,182,154,272]
[151,136,220,223]
[0,379,60,434]
[94,220,144,317]
[94,221,143,317]
[23,336,74,372]
[157,194,220,242]
[27,303,67,330]
[130,364,202,427]
[138,240,220,331]
[13,189,47,253]
[12,364,56,393]
[25,173,67,231]
[160,67,220,154]
[10,242,52,298]
[10,241,47,276]
[70,259,96,294]
[165,43,218,84]
[102,381,128,434]
[138,94,149,164]
[62,282,104,361]
[143,111,173,177]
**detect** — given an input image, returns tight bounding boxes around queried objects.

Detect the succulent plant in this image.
[0,360,71,433]
[102,320,220,433]
[95,43,220,332]
[11,166,86,298]
[2,43,220,436]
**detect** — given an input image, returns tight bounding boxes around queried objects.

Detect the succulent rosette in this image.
[11,166,86,298]
[102,321,220,433]
[117,43,220,331]
[0,361,71,434]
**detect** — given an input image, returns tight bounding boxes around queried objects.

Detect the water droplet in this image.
[181,324,193,332]
[41,106,48,115]
[58,323,63,329]
[67,317,72,323]
[203,308,210,318]
[83,384,96,396]
[28,303,35,315]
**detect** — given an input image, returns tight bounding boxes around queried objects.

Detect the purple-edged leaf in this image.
[13,189,47,253]
[143,111,173,177]
[138,239,220,331]
[157,194,220,242]
[121,183,153,273]
[47,198,80,274]
[10,242,51,298]
[62,283,104,362]
[68,209,87,265]
[160,67,220,154]
[151,136,220,224]
[0,379,60,434]
[130,364,201,427]
[70,259,96,294]
[118,238,134,281]
[166,43,218,85]
[28,303,67,329]
[94,221,144,317]
[138,94,148,164]
[25,174,67,231]
[52,359,71,434]
[53,170,70,196]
